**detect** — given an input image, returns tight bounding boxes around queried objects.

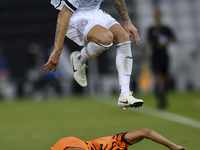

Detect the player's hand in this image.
[170,145,186,150]
[44,49,62,72]
[124,21,141,45]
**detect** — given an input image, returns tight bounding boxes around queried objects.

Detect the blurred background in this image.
[0,0,200,150]
[0,0,200,100]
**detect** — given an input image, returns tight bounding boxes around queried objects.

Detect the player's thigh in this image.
[109,24,130,45]
[87,25,113,45]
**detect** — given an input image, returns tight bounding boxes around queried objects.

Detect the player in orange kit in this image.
[50,128,186,150]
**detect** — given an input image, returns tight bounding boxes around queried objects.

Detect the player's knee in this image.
[120,31,130,41]
[114,31,130,45]
[100,31,113,45]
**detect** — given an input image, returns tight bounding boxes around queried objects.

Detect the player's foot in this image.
[158,99,167,109]
[70,51,87,87]
[118,92,143,109]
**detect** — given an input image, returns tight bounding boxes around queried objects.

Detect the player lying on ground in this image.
[44,0,143,109]
[50,128,186,150]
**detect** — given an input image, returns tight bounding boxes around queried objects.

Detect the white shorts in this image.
[66,9,119,46]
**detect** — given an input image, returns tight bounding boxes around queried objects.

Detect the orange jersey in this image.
[50,132,131,150]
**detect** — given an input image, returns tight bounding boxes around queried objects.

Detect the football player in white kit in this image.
[44,0,143,109]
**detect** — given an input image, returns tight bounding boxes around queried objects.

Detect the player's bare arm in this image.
[124,128,186,150]
[113,0,141,45]
[113,0,130,22]
[44,5,73,72]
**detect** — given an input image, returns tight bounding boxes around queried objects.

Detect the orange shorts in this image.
[50,132,131,150]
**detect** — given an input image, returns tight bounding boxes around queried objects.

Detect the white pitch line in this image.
[132,106,200,129]
[97,99,200,130]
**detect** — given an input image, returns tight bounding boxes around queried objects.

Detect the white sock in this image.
[75,49,88,64]
[116,41,132,97]
[120,84,130,96]
[75,42,112,64]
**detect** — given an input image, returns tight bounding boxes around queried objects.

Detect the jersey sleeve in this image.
[50,0,78,12]
[167,27,176,40]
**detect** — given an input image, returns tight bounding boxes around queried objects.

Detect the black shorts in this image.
[151,54,169,75]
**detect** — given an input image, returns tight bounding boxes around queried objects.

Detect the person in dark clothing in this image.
[143,10,176,109]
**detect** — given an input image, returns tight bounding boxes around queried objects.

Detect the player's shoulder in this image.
[148,26,155,30]
[50,0,61,8]
[161,25,173,30]
[147,26,156,34]
[147,25,158,31]
[50,0,78,12]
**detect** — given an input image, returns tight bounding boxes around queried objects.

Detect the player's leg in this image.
[67,9,114,87]
[75,25,113,64]
[152,56,168,109]
[70,24,113,87]
[109,24,143,109]
[155,73,167,109]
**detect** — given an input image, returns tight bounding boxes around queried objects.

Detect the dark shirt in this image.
[147,25,175,56]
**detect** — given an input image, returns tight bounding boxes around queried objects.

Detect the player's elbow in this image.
[140,128,152,139]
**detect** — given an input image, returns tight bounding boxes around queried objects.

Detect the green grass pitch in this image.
[0,91,200,150]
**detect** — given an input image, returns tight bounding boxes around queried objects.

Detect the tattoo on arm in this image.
[54,5,73,51]
[55,23,61,42]
[113,0,130,22]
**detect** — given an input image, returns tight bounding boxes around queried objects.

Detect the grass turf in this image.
[0,91,200,150]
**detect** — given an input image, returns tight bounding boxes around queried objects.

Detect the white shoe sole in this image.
[118,99,143,109]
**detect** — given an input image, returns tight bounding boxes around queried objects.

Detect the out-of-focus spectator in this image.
[143,10,176,109]
[0,46,15,99]
[25,43,61,100]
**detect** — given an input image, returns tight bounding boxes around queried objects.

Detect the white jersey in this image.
[50,0,119,46]
[50,0,104,12]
